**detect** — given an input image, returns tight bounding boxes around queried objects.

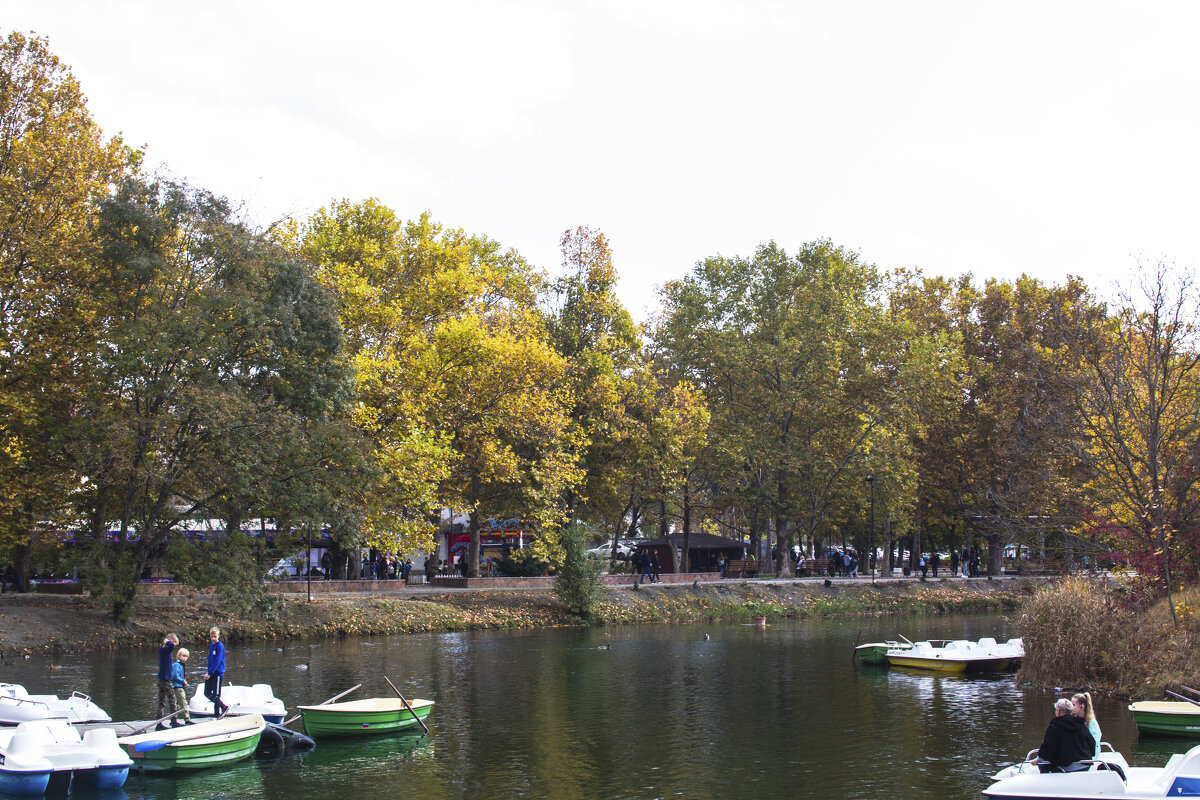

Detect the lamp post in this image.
[864,475,876,583]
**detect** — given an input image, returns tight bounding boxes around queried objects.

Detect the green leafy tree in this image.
[282,202,530,564]
[72,177,352,619]
[656,241,900,576]
[434,309,582,575]
[545,226,642,528]
[891,272,1098,574]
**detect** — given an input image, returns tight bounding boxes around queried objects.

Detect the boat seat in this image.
[1150,753,1188,788]
[248,685,275,703]
[8,723,60,756]
[81,728,118,749]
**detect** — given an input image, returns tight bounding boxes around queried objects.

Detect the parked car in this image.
[586,541,636,559]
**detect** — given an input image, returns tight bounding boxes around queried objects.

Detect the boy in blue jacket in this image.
[202,626,229,719]
[170,648,193,726]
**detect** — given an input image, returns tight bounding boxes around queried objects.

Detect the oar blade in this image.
[133,739,169,753]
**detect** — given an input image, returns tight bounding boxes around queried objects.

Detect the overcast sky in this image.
[7,1,1199,318]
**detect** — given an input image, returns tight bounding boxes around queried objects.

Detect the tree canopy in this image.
[6,30,1200,616]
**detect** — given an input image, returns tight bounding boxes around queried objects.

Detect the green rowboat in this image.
[297,697,434,738]
[1129,701,1200,738]
[117,713,266,771]
[854,641,912,664]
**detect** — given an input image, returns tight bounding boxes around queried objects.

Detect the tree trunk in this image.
[882,517,892,573]
[468,508,481,578]
[776,479,793,577]
[749,507,761,564]
[986,532,1004,576]
[681,479,691,573]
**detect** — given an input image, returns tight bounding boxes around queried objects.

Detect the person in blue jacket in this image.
[202,626,229,719]
[170,648,193,726]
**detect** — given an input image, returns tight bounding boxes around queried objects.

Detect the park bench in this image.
[1014,559,1067,576]
[725,559,759,579]
[798,557,830,577]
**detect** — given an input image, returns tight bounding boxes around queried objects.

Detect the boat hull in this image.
[0,769,51,796]
[75,764,131,789]
[887,655,1011,673]
[298,698,433,738]
[886,655,971,673]
[130,735,261,771]
[885,638,1020,673]
[118,714,266,772]
[1130,702,1200,738]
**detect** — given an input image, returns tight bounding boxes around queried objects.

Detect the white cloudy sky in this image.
[6,1,1199,318]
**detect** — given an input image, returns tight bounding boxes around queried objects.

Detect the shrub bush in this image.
[495,549,549,577]
[553,524,604,619]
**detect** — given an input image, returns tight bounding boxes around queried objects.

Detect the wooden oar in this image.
[281,683,361,727]
[1166,689,1200,708]
[132,720,261,752]
[899,634,914,645]
[384,676,430,739]
[128,709,185,736]
[1180,685,1200,698]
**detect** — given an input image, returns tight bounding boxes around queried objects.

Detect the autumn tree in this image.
[1069,263,1200,621]
[0,32,133,585]
[891,272,1099,575]
[434,309,581,576]
[285,201,581,576]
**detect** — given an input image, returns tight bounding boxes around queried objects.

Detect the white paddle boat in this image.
[0,720,131,794]
[0,683,111,726]
[985,742,1200,799]
[187,683,285,724]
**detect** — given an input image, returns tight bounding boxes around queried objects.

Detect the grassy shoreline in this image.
[0,578,1037,658]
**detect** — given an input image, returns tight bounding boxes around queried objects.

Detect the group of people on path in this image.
[154,626,229,730]
[826,547,861,577]
[948,546,982,578]
[634,549,661,584]
[360,555,415,581]
[1036,691,1102,772]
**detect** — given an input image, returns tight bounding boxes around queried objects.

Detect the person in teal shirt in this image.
[1072,691,1102,757]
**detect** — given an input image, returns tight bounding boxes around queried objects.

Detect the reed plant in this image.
[1018,577,1200,697]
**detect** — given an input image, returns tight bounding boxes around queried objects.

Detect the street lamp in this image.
[864,475,876,583]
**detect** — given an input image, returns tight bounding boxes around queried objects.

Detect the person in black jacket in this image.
[1038,698,1096,772]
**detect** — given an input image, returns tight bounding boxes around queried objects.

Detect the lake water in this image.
[0,614,1177,799]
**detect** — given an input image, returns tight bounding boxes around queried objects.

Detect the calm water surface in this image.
[0,614,1174,799]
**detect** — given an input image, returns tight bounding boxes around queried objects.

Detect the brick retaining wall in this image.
[38,571,724,596]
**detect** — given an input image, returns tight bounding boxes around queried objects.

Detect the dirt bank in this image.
[0,577,1040,658]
